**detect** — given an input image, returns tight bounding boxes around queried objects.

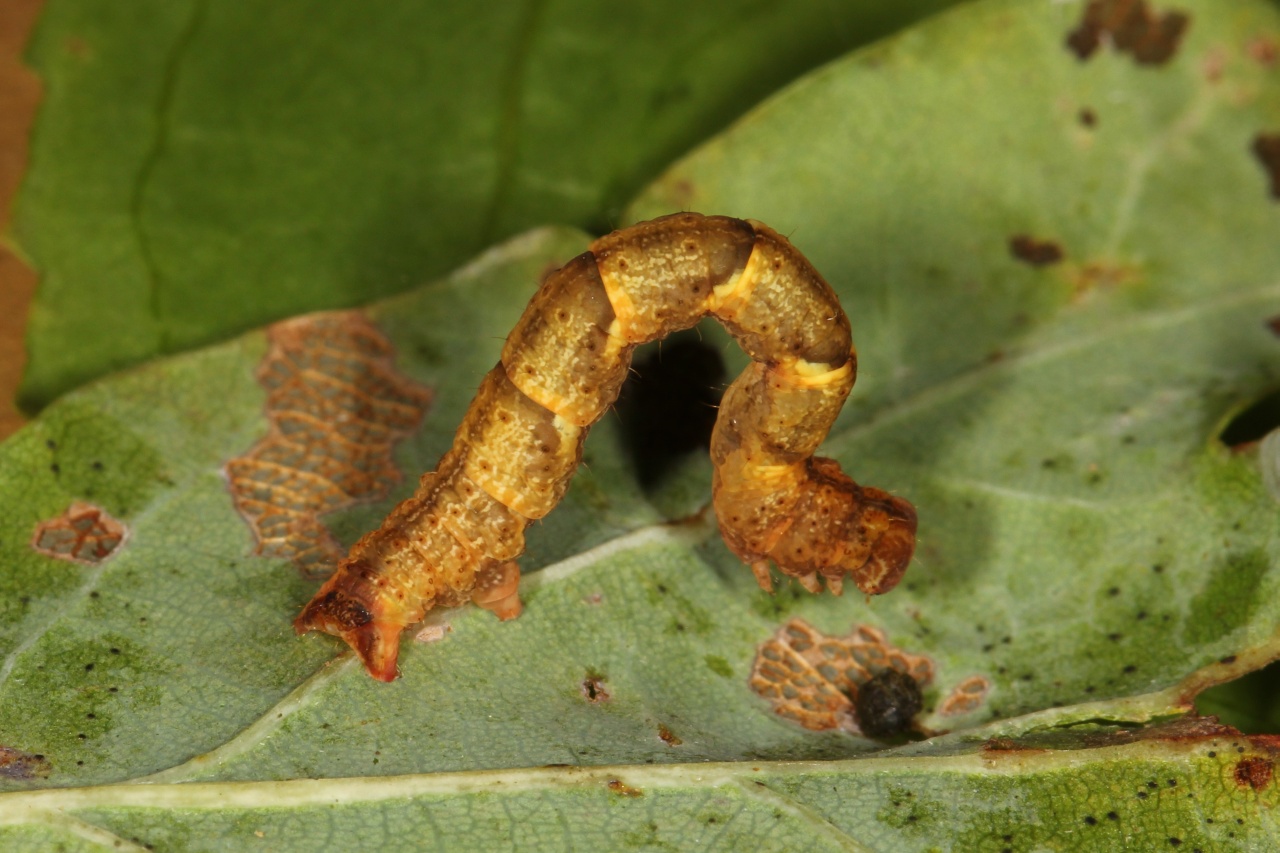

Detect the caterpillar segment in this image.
[295,212,917,681]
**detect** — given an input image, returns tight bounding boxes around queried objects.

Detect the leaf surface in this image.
[13,0,962,410]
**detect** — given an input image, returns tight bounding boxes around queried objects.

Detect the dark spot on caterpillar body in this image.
[855,669,924,738]
[296,214,918,681]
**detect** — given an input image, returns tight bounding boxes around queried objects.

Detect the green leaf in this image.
[13,0,962,411]
[3,0,1280,848]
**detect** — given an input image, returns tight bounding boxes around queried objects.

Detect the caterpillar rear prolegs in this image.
[295,213,918,681]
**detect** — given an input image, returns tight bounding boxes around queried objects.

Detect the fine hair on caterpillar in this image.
[295,213,918,681]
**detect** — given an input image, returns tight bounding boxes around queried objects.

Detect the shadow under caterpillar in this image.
[295,213,918,681]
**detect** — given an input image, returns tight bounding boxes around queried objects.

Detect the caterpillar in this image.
[295,213,918,681]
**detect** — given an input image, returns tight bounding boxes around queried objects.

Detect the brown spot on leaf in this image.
[63,37,92,60]
[938,675,992,717]
[1252,134,1280,200]
[607,779,643,797]
[1067,259,1143,296]
[0,746,52,780]
[657,724,682,746]
[1079,108,1098,128]
[1235,756,1273,790]
[982,737,1050,757]
[31,502,127,564]
[1009,235,1065,267]
[1248,37,1278,68]
[1267,316,1280,337]
[749,618,934,736]
[1066,0,1190,66]
[581,671,610,703]
[225,312,432,578]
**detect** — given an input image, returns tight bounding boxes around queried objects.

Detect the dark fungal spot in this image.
[1009,235,1065,267]
[581,670,610,703]
[1066,0,1190,66]
[1235,756,1273,790]
[1254,134,1280,200]
[1079,107,1098,127]
[854,669,923,738]
[1084,815,1098,825]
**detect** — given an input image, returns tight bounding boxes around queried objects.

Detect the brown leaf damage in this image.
[1235,756,1273,790]
[226,311,432,578]
[31,502,126,564]
[749,618,934,736]
[1253,134,1280,200]
[1009,235,1065,267]
[1066,0,1190,66]
[0,745,51,780]
[938,674,991,717]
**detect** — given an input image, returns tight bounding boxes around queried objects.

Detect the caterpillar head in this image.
[293,560,404,682]
[842,484,917,595]
[744,456,917,597]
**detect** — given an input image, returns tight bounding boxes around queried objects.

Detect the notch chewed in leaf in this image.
[1219,387,1280,449]
[1253,133,1280,200]
[1066,0,1190,66]
[31,502,126,565]
[225,311,432,578]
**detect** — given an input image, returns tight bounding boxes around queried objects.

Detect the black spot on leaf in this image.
[1009,235,1064,267]
[854,669,923,738]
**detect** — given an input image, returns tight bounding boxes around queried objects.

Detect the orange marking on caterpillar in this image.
[295,213,918,680]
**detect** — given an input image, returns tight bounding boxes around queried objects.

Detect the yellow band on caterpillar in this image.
[708,241,763,317]
[597,267,640,341]
[775,356,854,388]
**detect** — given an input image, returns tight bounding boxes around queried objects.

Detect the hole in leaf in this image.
[1219,388,1280,448]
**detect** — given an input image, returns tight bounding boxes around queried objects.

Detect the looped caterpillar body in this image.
[295,213,917,681]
